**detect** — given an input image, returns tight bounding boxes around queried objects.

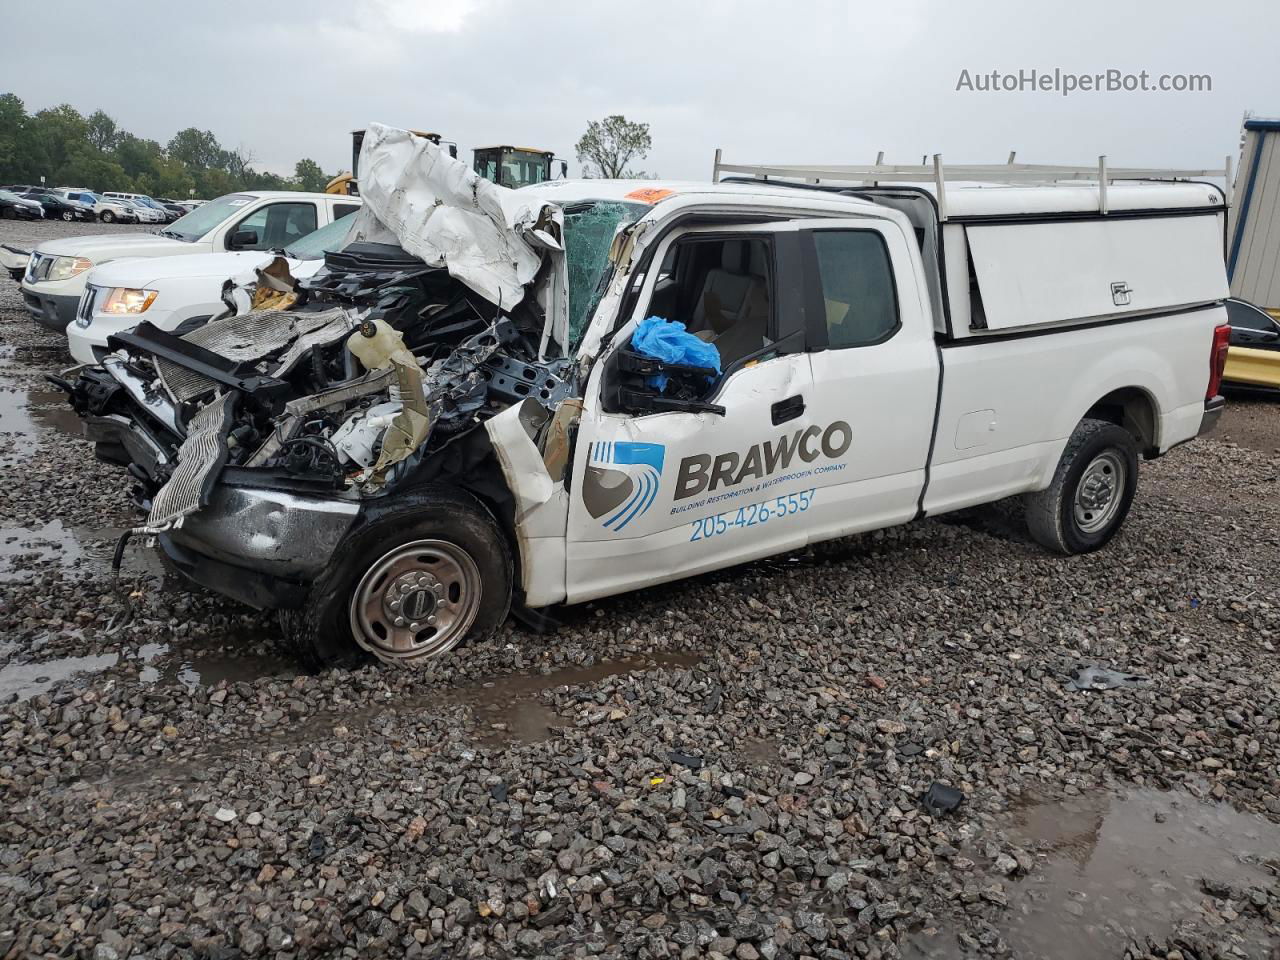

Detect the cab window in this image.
[807,230,899,348]
[646,235,774,370]
[232,202,318,250]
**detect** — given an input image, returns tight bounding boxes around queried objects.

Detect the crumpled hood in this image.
[348,123,563,310]
[89,251,312,289]
[34,233,196,261]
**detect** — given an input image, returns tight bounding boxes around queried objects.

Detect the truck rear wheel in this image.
[278,487,513,670]
[1024,418,1138,555]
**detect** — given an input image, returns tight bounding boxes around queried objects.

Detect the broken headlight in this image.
[100,287,159,315]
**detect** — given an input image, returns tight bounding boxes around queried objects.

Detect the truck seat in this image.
[690,240,770,365]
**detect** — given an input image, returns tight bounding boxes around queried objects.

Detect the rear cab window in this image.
[806,230,900,349]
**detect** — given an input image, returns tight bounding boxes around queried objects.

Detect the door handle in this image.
[771,395,805,425]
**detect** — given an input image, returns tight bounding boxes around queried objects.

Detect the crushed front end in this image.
[62,235,572,611]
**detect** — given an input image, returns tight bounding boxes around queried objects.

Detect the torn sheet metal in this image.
[484,398,556,521]
[0,244,30,282]
[154,307,351,403]
[349,123,563,313]
[250,256,302,311]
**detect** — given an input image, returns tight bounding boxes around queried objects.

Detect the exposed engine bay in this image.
[63,237,574,532]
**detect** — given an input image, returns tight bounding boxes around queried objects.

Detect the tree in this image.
[114,134,163,181]
[29,104,89,180]
[0,93,38,181]
[85,110,120,152]
[575,115,652,179]
[293,158,329,193]
[167,127,225,171]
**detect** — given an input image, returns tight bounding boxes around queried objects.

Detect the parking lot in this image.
[2,219,1279,959]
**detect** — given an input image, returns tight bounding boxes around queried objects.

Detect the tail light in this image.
[1207,323,1230,400]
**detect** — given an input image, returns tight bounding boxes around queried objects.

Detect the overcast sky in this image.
[3,0,1276,181]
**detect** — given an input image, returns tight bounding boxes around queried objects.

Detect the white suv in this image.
[22,191,361,330]
[67,211,360,364]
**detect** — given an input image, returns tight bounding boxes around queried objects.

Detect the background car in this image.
[19,191,94,222]
[102,192,172,223]
[155,198,188,220]
[117,197,165,224]
[0,189,44,220]
[1223,297,1280,393]
[55,190,140,223]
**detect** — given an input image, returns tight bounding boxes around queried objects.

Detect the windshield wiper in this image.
[157,229,185,240]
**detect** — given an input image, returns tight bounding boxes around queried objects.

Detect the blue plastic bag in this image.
[630,316,721,392]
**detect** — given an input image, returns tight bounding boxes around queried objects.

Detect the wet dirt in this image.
[87,651,707,792]
[1210,393,1280,455]
[907,787,1280,959]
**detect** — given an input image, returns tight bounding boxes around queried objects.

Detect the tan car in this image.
[1224,298,1280,392]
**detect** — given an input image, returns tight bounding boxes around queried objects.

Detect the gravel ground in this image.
[2,219,1279,960]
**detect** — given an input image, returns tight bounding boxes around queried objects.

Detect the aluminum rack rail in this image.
[711,150,1233,220]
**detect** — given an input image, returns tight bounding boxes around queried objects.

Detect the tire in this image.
[100,211,115,223]
[278,486,513,671]
[1024,418,1139,555]
[61,210,73,222]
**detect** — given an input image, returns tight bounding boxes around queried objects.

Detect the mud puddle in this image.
[907,787,1280,959]
[0,520,162,582]
[1,640,294,704]
[0,384,82,442]
[461,651,704,744]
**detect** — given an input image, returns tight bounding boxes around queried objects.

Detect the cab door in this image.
[795,219,940,537]
[565,222,818,604]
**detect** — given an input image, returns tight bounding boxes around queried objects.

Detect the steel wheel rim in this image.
[348,538,483,664]
[1074,450,1126,534]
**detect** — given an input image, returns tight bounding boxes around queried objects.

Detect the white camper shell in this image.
[712,154,1229,341]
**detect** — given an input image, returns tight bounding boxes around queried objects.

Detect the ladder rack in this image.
[711,151,1233,220]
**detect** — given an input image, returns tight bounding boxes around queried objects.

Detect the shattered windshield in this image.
[563,200,648,348]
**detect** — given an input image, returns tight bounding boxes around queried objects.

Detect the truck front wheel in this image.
[278,488,513,670]
[1024,418,1139,555]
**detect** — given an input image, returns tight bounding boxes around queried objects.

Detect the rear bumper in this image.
[22,289,80,331]
[1198,396,1225,436]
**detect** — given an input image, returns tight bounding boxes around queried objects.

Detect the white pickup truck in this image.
[21,190,361,330]
[63,128,1230,670]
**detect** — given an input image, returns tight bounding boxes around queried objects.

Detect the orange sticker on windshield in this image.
[625,187,675,204]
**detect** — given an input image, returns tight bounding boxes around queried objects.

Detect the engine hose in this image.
[111,529,133,571]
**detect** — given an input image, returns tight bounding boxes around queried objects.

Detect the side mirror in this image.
[227,229,259,250]
[610,347,726,416]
